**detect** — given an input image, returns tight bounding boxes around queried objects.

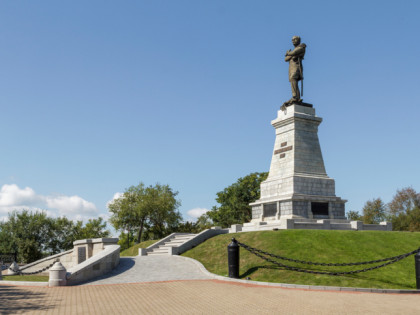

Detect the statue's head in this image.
[292,36,301,46]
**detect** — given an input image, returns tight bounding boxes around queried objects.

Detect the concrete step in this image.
[147,251,168,256]
[163,240,187,244]
[163,242,185,247]
[145,233,199,255]
[172,235,196,240]
[151,248,169,253]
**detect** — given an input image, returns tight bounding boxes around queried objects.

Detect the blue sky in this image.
[1,1,419,230]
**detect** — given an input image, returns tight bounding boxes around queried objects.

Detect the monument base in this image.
[250,195,347,222]
[237,219,392,232]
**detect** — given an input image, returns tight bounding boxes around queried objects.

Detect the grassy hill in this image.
[181,230,420,289]
[120,240,157,256]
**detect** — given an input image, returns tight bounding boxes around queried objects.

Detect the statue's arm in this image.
[285,55,292,61]
[286,44,306,58]
[286,46,305,57]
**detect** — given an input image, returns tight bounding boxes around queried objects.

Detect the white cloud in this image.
[0,184,43,207]
[106,192,123,208]
[0,184,99,221]
[187,207,209,219]
[46,195,98,216]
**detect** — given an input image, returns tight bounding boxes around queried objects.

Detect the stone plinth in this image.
[250,104,346,223]
[72,238,118,266]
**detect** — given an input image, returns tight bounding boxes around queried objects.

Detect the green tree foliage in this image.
[0,210,110,263]
[0,210,53,263]
[207,172,268,228]
[75,217,110,240]
[388,187,420,231]
[117,231,135,251]
[146,184,182,239]
[388,187,420,216]
[108,182,182,243]
[172,221,200,234]
[195,213,213,230]
[346,210,362,221]
[362,198,387,224]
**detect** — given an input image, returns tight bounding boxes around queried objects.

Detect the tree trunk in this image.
[137,218,145,243]
[126,229,130,250]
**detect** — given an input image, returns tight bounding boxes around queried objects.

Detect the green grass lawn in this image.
[181,230,420,289]
[2,275,49,282]
[120,240,158,256]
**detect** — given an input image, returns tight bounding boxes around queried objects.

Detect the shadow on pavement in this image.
[0,285,56,314]
[77,257,136,285]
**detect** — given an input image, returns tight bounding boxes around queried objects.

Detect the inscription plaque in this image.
[263,203,277,217]
[78,247,86,264]
[274,145,293,155]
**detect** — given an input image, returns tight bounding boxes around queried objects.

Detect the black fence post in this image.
[415,252,420,289]
[228,238,239,278]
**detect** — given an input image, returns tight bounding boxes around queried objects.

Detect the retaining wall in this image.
[66,244,120,285]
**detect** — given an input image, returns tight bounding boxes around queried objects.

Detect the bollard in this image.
[49,261,67,287]
[8,261,19,275]
[415,252,420,289]
[228,238,239,278]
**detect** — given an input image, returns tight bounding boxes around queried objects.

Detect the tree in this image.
[76,217,110,239]
[109,186,143,248]
[0,210,54,263]
[195,213,213,230]
[388,187,420,216]
[388,187,420,231]
[208,172,268,228]
[362,198,387,224]
[145,184,182,239]
[0,210,111,263]
[48,216,79,254]
[346,210,362,221]
[108,182,182,243]
[117,231,135,251]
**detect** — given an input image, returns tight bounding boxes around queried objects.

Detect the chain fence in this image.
[236,240,420,276]
[7,260,56,276]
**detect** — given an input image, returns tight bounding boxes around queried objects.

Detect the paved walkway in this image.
[2,255,420,314]
[2,279,420,314]
[82,256,212,285]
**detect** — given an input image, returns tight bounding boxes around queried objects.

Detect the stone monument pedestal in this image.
[249,104,346,226]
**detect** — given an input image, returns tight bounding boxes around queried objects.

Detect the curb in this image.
[175,255,420,294]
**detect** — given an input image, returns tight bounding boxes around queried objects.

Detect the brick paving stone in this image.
[1,280,420,314]
[2,255,420,314]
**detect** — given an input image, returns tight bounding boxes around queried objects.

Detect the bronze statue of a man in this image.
[284,36,306,105]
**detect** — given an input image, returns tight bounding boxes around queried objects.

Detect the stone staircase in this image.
[147,233,198,256]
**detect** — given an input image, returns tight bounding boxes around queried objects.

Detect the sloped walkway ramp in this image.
[82,255,213,285]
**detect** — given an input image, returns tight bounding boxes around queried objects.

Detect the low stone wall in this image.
[66,244,120,286]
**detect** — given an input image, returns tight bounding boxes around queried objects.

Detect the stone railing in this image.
[173,228,229,255]
[7,250,73,276]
